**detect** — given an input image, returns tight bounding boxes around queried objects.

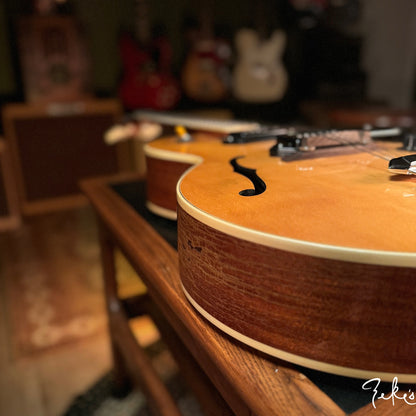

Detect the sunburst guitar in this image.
[144,125,416,383]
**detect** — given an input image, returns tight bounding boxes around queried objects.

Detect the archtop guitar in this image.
[145,125,416,383]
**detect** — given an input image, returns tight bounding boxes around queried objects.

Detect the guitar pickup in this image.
[223,127,291,144]
[269,134,305,157]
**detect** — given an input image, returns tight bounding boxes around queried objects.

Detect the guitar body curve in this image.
[173,134,416,382]
[143,119,260,218]
[144,140,200,219]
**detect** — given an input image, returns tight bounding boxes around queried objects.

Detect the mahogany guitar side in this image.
[159,132,416,382]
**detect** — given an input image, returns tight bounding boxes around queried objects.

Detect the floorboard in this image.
[0,207,134,416]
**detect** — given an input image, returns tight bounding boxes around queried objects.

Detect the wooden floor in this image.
[0,326,111,416]
[0,208,118,416]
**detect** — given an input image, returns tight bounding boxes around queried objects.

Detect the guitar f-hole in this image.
[230,157,266,196]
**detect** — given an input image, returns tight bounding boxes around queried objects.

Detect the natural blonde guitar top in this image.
[148,131,416,381]
[148,132,416,266]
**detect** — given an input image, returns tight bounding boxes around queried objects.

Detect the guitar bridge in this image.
[269,130,372,157]
[389,154,416,175]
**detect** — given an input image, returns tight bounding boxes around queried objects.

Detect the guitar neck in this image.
[198,0,214,39]
[133,110,261,133]
[134,0,150,44]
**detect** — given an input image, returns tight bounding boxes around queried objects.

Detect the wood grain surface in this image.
[145,156,192,217]
[178,206,416,380]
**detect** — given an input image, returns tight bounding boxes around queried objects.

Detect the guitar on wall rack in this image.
[232,1,288,103]
[118,0,180,110]
[232,28,288,103]
[133,113,416,382]
[181,0,231,103]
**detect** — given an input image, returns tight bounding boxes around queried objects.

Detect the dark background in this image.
[0,0,415,124]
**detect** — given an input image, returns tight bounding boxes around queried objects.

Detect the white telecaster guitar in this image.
[232,28,288,103]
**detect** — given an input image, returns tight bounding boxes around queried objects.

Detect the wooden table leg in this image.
[144,296,235,416]
[97,219,184,416]
[97,220,131,397]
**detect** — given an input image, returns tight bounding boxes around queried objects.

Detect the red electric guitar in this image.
[118,0,180,110]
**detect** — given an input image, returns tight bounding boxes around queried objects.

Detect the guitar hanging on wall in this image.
[181,0,231,103]
[118,0,180,111]
[232,1,288,103]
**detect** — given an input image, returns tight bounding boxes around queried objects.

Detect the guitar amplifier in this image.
[2,99,131,216]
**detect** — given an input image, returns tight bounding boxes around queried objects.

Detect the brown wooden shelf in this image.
[81,173,415,416]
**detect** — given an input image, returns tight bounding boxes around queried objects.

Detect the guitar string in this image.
[317,130,397,162]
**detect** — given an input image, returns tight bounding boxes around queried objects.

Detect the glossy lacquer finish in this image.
[169,132,416,382]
